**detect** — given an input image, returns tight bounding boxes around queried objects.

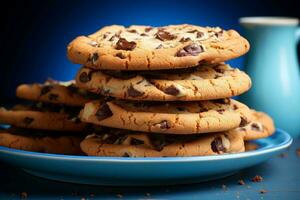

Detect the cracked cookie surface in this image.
[0,103,86,132]
[76,63,251,101]
[79,99,253,134]
[0,127,83,154]
[67,24,250,70]
[80,128,245,157]
[16,80,99,106]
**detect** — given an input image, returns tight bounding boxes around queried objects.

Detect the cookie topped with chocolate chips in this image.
[75,63,251,101]
[16,80,100,106]
[79,99,253,134]
[67,24,250,70]
[80,128,245,157]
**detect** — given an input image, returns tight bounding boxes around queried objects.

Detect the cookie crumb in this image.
[296,148,300,156]
[116,193,123,198]
[260,189,268,194]
[238,179,245,185]
[251,175,263,182]
[20,192,28,199]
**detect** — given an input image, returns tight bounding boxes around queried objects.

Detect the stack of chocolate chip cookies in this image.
[0,24,275,157]
[66,24,275,157]
[0,80,98,154]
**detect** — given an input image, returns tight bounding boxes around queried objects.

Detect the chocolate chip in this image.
[79,71,92,83]
[103,34,108,39]
[127,85,144,97]
[156,44,163,49]
[48,93,58,101]
[95,103,113,121]
[213,65,225,73]
[150,134,167,151]
[212,98,231,104]
[88,53,99,64]
[187,30,197,33]
[179,37,191,43]
[215,30,224,38]
[197,31,204,38]
[127,29,137,33]
[23,117,34,125]
[122,152,131,157]
[40,85,52,96]
[176,107,186,111]
[66,84,79,94]
[251,123,261,131]
[217,109,225,114]
[109,35,116,41]
[140,33,148,36]
[163,85,180,96]
[158,120,171,129]
[155,30,176,41]
[211,136,226,153]
[116,38,136,51]
[130,138,145,145]
[233,104,238,110]
[145,27,153,32]
[116,52,126,59]
[176,44,204,57]
[240,116,248,127]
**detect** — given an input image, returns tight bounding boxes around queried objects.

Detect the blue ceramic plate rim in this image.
[0,128,292,163]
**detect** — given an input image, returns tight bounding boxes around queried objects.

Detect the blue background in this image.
[0,0,299,101]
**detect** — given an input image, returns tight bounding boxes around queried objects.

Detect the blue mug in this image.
[239,17,300,138]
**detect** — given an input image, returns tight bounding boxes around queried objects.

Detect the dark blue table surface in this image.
[0,139,299,200]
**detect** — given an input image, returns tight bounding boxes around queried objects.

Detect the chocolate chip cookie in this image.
[67,24,250,70]
[16,80,99,106]
[0,127,83,155]
[0,103,86,132]
[79,99,253,134]
[76,63,251,101]
[80,129,245,157]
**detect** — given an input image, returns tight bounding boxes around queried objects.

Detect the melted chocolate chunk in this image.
[95,103,113,121]
[88,53,99,64]
[176,107,186,111]
[212,98,231,105]
[217,109,225,114]
[179,37,191,43]
[239,116,248,127]
[163,85,180,96]
[187,30,197,33]
[48,93,59,101]
[122,152,131,157]
[127,29,137,33]
[40,85,53,96]
[158,120,171,129]
[23,117,34,125]
[197,31,204,38]
[145,27,153,32]
[116,38,136,51]
[155,30,176,41]
[116,52,126,59]
[140,33,148,36]
[251,123,261,131]
[79,71,92,83]
[211,136,226,153]
[215,30,223,37]
[127,85,145,97]
[150,134,167,151]
[130,138,145,145]
[233,104,238,110]
[66,84,79,94]
[176,44,204,57]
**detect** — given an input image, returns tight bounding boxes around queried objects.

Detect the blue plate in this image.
[0,129,292,186]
